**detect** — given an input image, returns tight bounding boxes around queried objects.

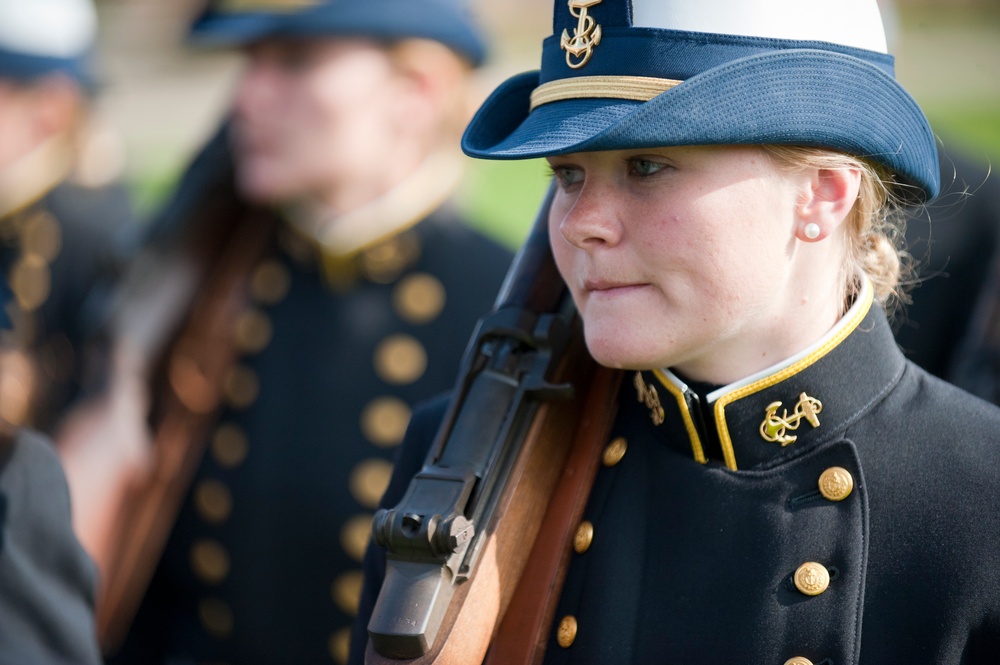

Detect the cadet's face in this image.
[230,38,402,203]
[548,145,812,384]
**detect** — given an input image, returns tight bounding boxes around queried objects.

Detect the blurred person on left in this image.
[0,279,102,664]
[0,0,134,436]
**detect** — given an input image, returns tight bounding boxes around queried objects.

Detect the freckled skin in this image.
[547,145,848,384]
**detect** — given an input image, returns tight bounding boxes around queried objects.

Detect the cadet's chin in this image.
[582,327,663,372]
[234,163,294,205]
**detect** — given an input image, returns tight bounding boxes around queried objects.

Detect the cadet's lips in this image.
[584,279,648,293]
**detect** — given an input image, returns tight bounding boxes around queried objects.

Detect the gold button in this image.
[349,459,393,509]
[198,597,234,638]
[573,521,594,554]
[784,658,814,665]
[556,615,577,648]
[360,397,411,448]
[233,309,273,354]
[20,210,61,262]
[10,254,50,311]
[223,365,259,409]
[191,539,231,584]
[340,513,374,562]
[329,627,351,664]
[393,273,446,324]
[362,234,420,284]
[194,479,233,524]
[373,335,427,385]
[212,424,248,468]
[602,437,628,467]
[818,466,854,502]
[793,562,830,596]
[249,259,291,305]
[331,570,364,616]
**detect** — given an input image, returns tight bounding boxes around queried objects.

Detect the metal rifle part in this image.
[368,186,573,659]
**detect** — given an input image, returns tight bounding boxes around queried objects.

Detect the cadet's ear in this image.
[794,167,861,242]
[388,39,473,139]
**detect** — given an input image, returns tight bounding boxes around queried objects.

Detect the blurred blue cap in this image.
[189,0,487,66]
[0,0,98,87]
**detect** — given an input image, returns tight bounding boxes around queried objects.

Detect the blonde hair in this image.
[761,145,914,316]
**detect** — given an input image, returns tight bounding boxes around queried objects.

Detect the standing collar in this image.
[281,148,464,259]
[633,281,906,470]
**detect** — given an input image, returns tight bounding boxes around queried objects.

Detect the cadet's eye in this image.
[630,158,666,177]
[549,164,584,189]
[273,43,316,73]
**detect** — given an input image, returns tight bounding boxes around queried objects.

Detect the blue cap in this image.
[462,0,940,202]
[189,0,487,67]
[0,0,98,87]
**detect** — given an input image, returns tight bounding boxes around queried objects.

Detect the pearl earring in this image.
[803,223,821,240]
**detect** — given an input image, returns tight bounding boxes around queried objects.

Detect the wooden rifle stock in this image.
[365,188,622,664]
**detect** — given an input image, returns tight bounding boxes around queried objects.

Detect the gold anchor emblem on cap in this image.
[634,372,665,426]
[560,0,603,69]
[759,392,823,446]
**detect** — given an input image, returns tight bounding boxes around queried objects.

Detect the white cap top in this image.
[631,0,888,53]
[0,0,97,58]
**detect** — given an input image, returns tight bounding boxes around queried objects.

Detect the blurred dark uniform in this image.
[0,173,133,433]
[895,146,1000,385]
[0,22,134,436]
[0,426,102,665]
[104,4,514,661]
[355,286,1000,664]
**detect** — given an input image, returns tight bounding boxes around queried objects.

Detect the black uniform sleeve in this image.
[0,429,102,665]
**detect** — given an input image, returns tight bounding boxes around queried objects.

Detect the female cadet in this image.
[352,0,1000,662]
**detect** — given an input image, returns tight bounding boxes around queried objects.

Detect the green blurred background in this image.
[91,0,999,250]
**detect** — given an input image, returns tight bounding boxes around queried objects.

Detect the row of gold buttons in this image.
[557,435,629,649]
[0,207,62,426]
[783,466,856,664]
[327,268,447,664]
[4,207,61,313]
[190,260,291,640]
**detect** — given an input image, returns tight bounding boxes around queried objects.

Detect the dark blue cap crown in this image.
[462,0,940,201]
[190,0,487,66]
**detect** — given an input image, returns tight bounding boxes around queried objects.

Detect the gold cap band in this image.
[529,75,683,112]
[216,0,319,13]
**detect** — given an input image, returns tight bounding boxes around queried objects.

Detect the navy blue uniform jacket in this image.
[353,286,1000,663]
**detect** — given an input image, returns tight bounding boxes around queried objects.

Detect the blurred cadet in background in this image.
[880,0,1000,393]
[0,281,102,665]
[0,0,134,437]
[58,0,514,663]
[895,150,1000,382]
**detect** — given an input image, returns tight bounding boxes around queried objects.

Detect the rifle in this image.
[365,187,622,664]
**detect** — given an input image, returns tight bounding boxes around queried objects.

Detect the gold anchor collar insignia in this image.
[759,392,823,446]
[634,372,665,426]
[560,0,603,69]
